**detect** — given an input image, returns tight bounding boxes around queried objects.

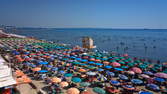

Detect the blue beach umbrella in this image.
[110,80,120,86]
[38,70,48,73]
[76,58,82,61]
[46,65,53,68]
[39,61,48,65]
[114,68,123,71]
[104,65,112,69]
[119,74,128,80]
[71,77,82,83]
[143,71,153,76]
[97,68,104,72]
[51,67,58,71]
[59,70,65,74]
[86,72,96,76]
[81,59,88,62]
[131,79,143,84]
[88,61,95,64]
[138,91,153,94]
[154,77,165,83]
[146,84,160,91]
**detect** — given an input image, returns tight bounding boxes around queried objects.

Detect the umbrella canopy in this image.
[123,85,135,90]
[146,84,160,91]
[143,71,153,76]
[67,88,80,94]
[88,61,95,64]
[86,72,96,76]
[114,68,123,71]
[104,65,112,69]
[51,77,61,83]
[153,77,165,82]
[97,68,104,72]
[72,77,82,83]
[154,73,167,79]
[119,74,128,80]
[81,91,91,94]
[95,63,103,66]
[38,61,48,65]
[131,79,143,84]
[38,70,48,73]
[111,62,121,67]
[59,70,65,74]
[32,67,41,71]
[80,82,91,87]
[140,74,150,79]
[51,67,58,71]
[60,81,69,87]
[79,69,87,72]
[138,91,153,94]
[93,87,106,94]
[110,80,120,86]
[131,67,142,74]
[64,73,73,77]
[126,71,135,75]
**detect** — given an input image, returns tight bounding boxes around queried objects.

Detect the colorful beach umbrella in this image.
[131,67,142,74]
[86,72,96,76]
[64,73,73,77]
[104,65,112,69]
[67,88,80,94]
[154,73,167,79]
[72,77,82,83]
[110,80,120,86]
[111,62,121,67]
[138,91,153,94]
[80,82,91,87]
[131,79,143,85]
[93,87,106,94]
[60,81,69,88]
[119,74,128,80]
[146,84,160,91]
[153,77,165,83]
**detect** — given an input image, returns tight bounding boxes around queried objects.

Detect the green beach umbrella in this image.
[80,82,91,87]
[71,77,82,83]
[93,87,106,94]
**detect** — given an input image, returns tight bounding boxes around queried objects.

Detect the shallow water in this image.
[7,28,167,62]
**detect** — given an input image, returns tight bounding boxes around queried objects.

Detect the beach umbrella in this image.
[143,71,153,76]
[104,65,112,69]
[119,74,128,80]
[72,77,82,83]
[146,84,160,91]
[60,81,69,88]
[119,61,125,65]
[131,67,142,74]
[67,88,80,94]
[110,80,120,86]
[153,77,165,83]
[106,71,115,77]
[59,70,65,74]
[93,87,106,94]
[138,91,153,94]
[111,62,121,67]
[114,68,123,71]
[140,74,150,79]
[38,61,48,65]
[51,77,61,83]
[81,91,91,94]
[76,58,82,61]
[80,82,91,87]
[126,71,135,75]
[86,72,96,76]
[103,61,109,65]
[88,61,95,64]
[79,69,87,72]
[122,85,135,91]
[32,67,41,71]
[38,70,48,73]
[81,59,88,62]
[131,79,143,85]
[95,63,103,66]
[51,67,58,71]
[97,68,104,72]
[154,73,167,79]
[64,73,73,77]
[46,65,53,68]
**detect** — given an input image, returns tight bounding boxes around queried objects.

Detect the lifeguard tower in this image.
[82,36,96,49]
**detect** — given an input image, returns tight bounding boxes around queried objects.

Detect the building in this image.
[82,36,96,49]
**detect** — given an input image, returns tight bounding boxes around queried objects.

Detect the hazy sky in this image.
[0,0,167,28]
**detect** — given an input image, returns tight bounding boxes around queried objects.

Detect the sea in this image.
[6,28,167,62]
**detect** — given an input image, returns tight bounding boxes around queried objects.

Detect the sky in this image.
[0,0,167,28]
